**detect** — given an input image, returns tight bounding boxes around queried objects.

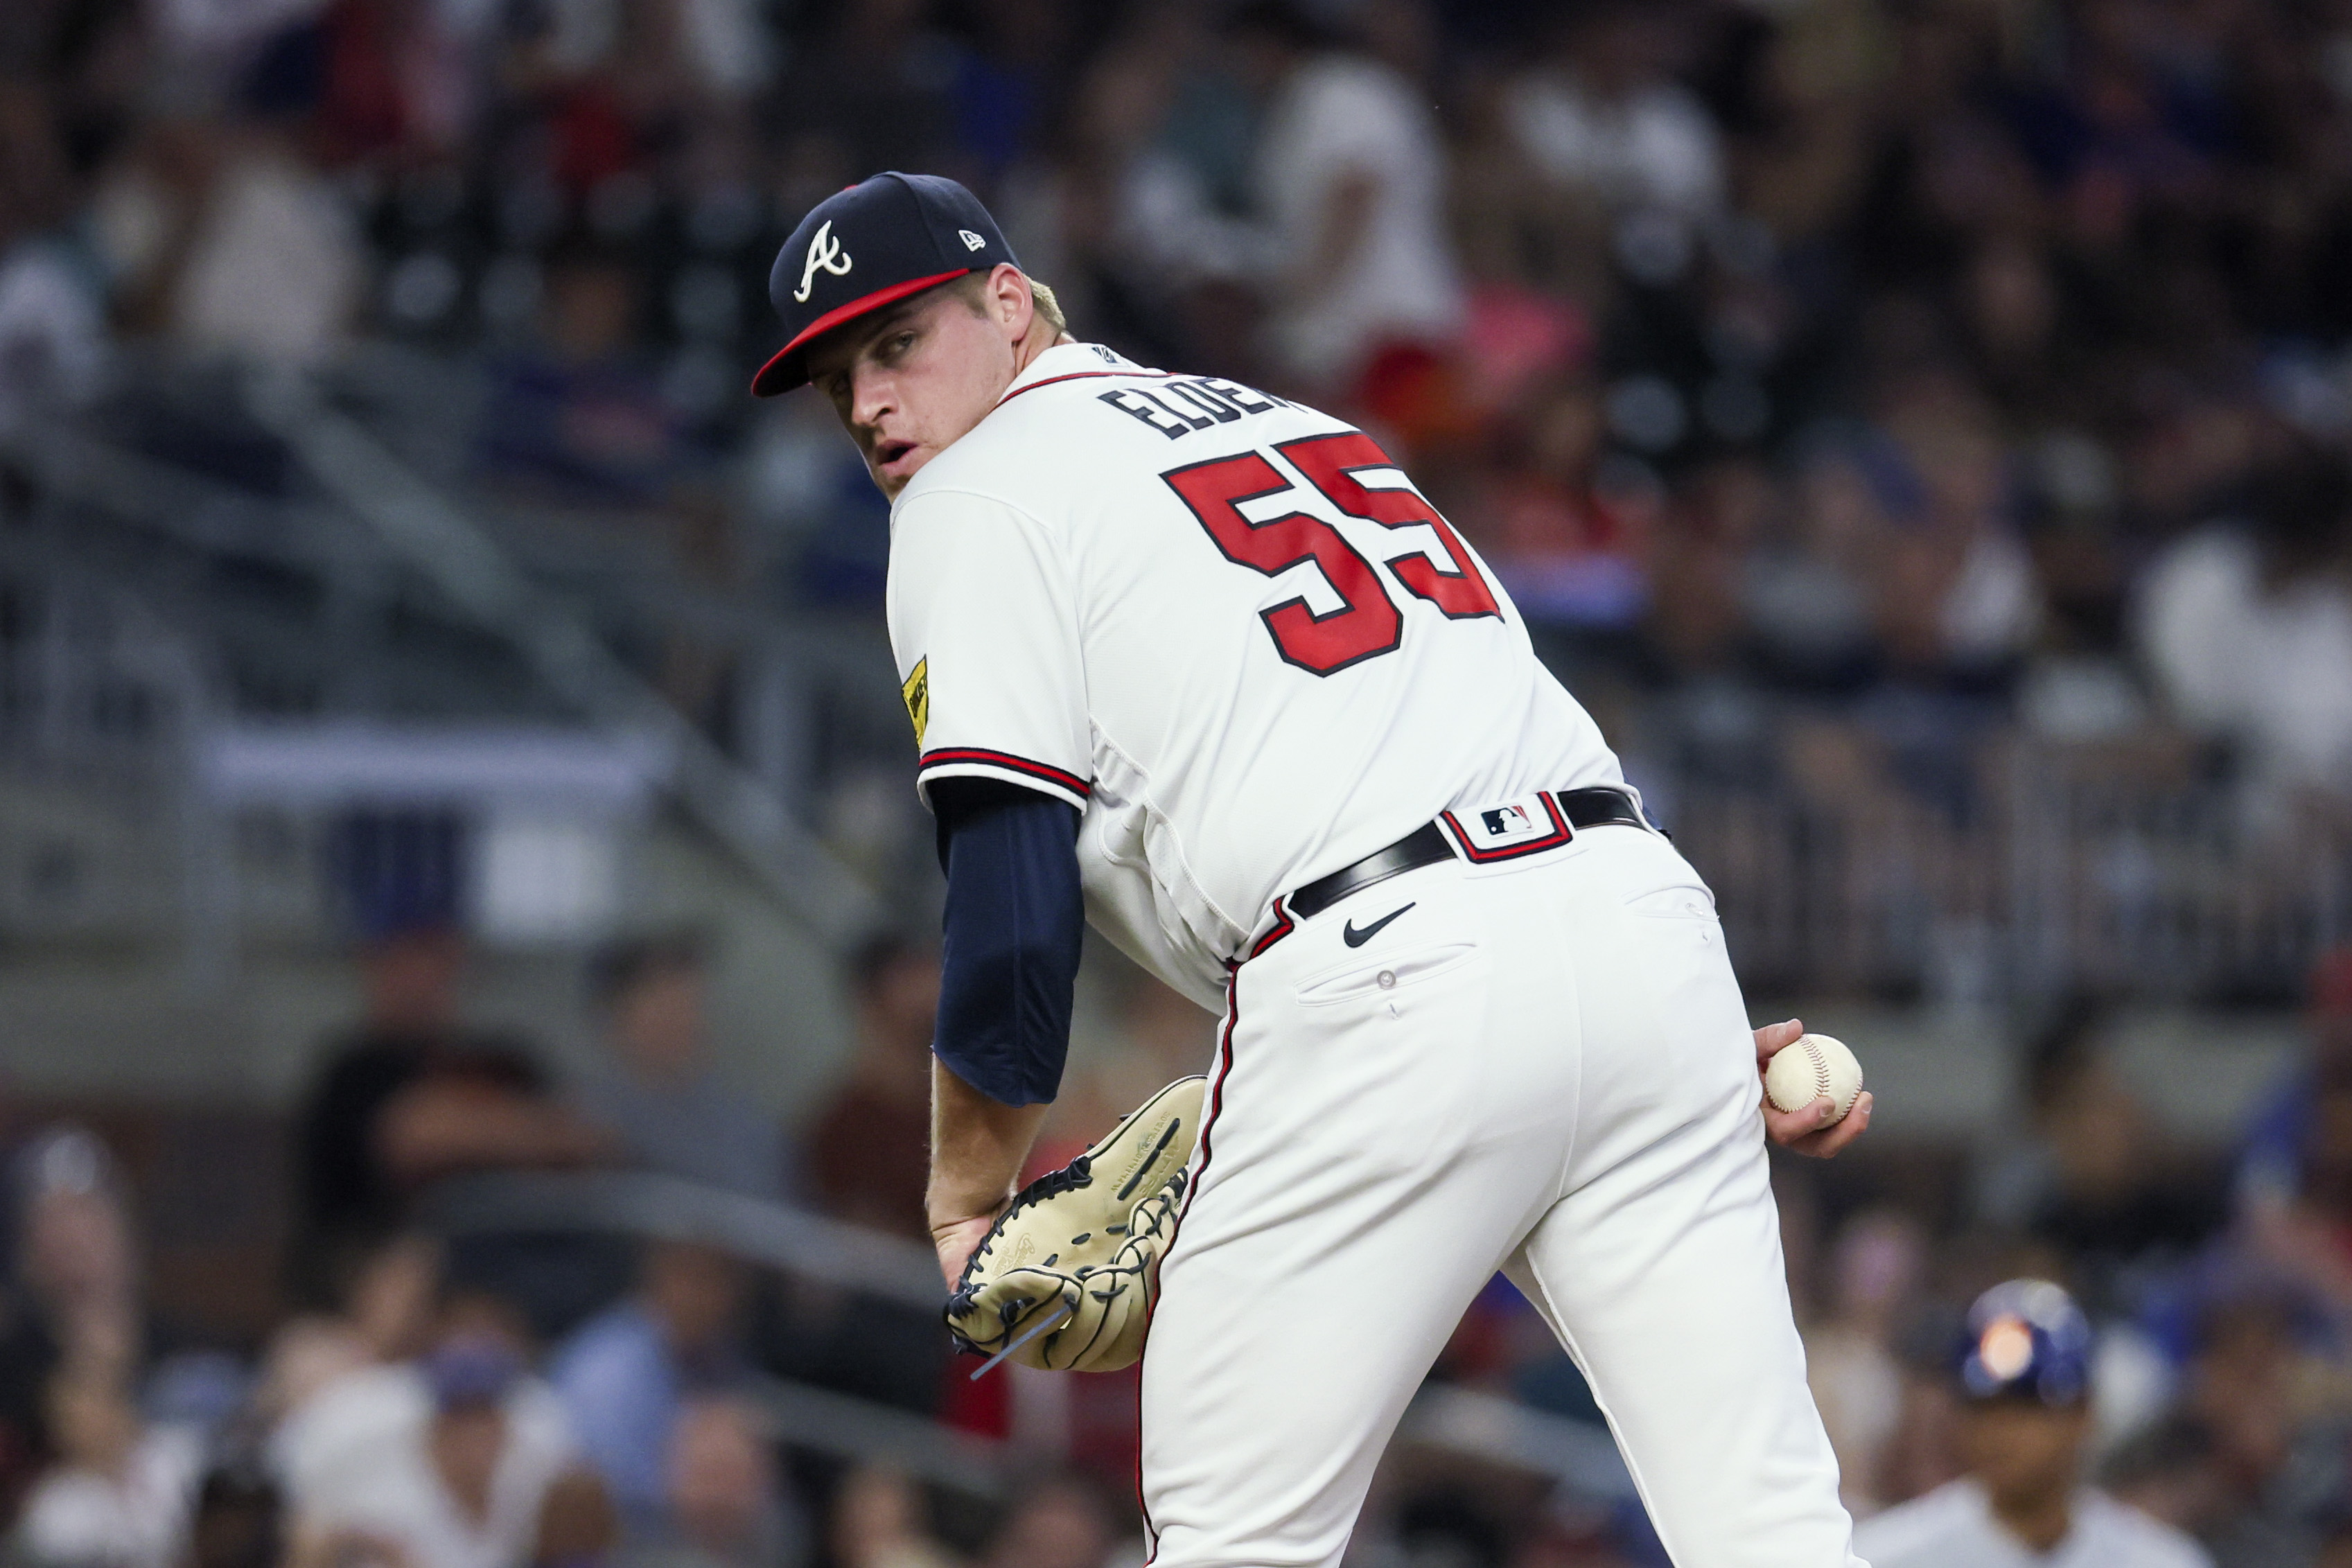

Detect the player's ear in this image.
[985,263,1033,342]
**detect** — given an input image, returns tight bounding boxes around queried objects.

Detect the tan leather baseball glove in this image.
[945,1075,1207,1373]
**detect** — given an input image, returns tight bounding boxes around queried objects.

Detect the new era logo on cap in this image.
[751,173,1019,398]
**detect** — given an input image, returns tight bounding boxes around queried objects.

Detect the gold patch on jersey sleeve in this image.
[901,658,929,747]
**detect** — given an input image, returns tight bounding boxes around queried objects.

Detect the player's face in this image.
[807,275,1024,500]
[1958,1398,2087,1508]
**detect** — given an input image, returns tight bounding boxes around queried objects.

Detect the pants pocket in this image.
[1293,941,1481,1006]
[1620,883,1718,923]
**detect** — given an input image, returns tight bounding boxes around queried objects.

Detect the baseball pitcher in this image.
[753,172,1875,1567]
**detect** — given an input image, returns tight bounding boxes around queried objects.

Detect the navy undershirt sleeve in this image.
[930,777,1084,1107]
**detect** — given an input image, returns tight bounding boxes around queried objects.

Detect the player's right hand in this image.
[1755,1019,1873,1158]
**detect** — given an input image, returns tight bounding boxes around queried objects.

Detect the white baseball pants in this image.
[1139,823,1862,1567]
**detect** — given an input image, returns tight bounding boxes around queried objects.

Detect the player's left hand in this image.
[1755,1019,1872,1158]
[931,1212,1000,1293]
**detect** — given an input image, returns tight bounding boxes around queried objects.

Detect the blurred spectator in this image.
[2187,1292,2314,1560]
[550,1239,796,1557]
[1978,1001,2223,1319]
[2235,950,2352,1221]
[2245,1052,2352,1329]
[0,1299,50,1537]
[807,937,940,1241]
[1869,377,2040,677]
[1854,1279,2209,1567]
[294,914,611,1299]
[186,1465,288,1568]
[169,120,363,364]
[1505,1,1724,225]
[301,0,482,166]
[1742,442,1883,688]
[662,1397,792,1568]
[769,0,956,179]
[274,1286,611,1568]
[574,934,786,1202]
[1057,12,1270,380]
[1635,455,1754,680]
[1804,1209,1924,1518]
[3,1127,202,1568]
[830,1463,956,1568]
[946,0,1068,185]
[791,939,951,1421]
[0,231,105,434]
[1472,378,1653,635]
[12,1129,139,1399]
[259,1233,440,1429]
[1229,0,1464,398]
[2139,445,2352,827]
[12,1368,203,1568]
[2112,1281,2352,1564]
[975,1474,1117,1568]
[1873,1336,1967,1521]
[479,240,685,503]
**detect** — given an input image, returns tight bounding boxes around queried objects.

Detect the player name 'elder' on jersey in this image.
[887,342,1625,1010]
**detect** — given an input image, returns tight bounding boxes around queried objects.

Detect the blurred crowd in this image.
[1,0,2351,854]
[7,919,2352,1565]
[0,914,1121,1568]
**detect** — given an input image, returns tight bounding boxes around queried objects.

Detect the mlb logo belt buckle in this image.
[1440,791,1574,863]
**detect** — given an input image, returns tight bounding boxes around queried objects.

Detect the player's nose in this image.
[848,366,897,432]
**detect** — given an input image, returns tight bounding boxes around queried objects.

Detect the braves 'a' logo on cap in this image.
[792,219,854,303]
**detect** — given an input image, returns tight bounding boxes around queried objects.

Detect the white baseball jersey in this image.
[885,342,1622,1008]
[1854,1480,2213,1568]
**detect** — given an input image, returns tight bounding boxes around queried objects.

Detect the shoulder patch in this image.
[901,658,929,747]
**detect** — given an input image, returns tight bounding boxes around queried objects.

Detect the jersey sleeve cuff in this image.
[917,748,1091,813]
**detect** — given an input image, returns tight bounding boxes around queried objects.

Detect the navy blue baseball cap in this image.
[751,172,1019,397]
[1957,1278,2093,1405]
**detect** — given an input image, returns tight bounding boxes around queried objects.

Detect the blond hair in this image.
[954,270,1069,337]
[1027,278,1068,336]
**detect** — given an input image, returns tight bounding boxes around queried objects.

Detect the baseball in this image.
[1764,1033,1865,1123]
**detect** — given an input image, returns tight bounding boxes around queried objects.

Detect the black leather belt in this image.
[1285,786,1655,923]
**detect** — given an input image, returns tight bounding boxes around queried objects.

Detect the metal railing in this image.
[0,360,888,955]
[0,535,232,971]
[1675,744,2352,1005]
[243,369,881,946]
[422,1168,945,1310]
[421,1169,1643,1501]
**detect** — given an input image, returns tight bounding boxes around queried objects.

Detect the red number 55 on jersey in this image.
[1164,431,1500,676]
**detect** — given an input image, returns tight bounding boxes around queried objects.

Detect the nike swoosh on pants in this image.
[1342,903,1414,947]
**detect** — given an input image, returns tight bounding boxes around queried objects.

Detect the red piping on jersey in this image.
[1245,896,1295,958]
[1138,968,1243,1566]
[1439,791,1574,863]
[995,368,1177,406]
[917,747,1091,799]
[749,268,975,396]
